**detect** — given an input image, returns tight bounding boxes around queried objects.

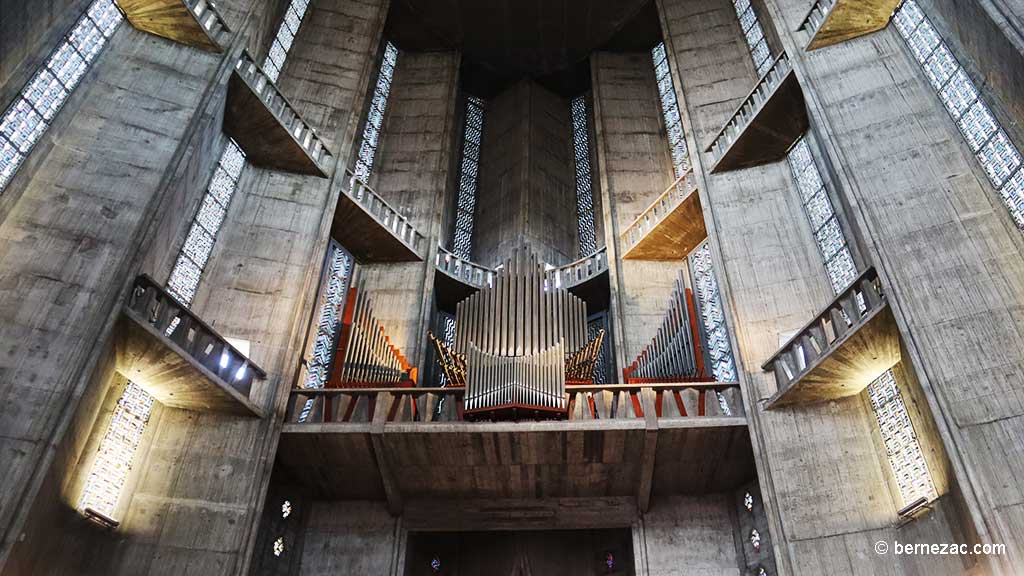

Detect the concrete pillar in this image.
[762,0,1024,571]
[475,79,579,268]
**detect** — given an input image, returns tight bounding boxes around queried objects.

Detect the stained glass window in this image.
[689,242,738,382]
[79,382,154,518]
[168,140,246,305]
[787,138,858,292]
[352,42,399,186]
[651,43,690,178]
[571,95,598,255]
[303,241,353,391]
[894,0,1024,229]
[867,370,937,507]
[281,500,293,518]
[262,0,312,83]
[731,0,773,77]
[0,0,122,193]
[452,95,485,259]
[273,537,285,557]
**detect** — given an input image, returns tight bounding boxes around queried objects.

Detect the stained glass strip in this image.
[867,370,937,507]
[571,95,597,255]
[651,43,690,178]
[0,0,122,195]
[452,95,486,259]
[690,242,738,383]
[353,42,399,186]
[79,382,154,518]
[895,0,1024,230]
[262,0,312,83]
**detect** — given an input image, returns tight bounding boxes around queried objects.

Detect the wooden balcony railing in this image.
[285,382,743,424]
[705,52,808,173]
[620,170,706,260]
[117,0,231,51]
[115,275,265,416]
[224,50,333,177]
[762,268,901,409]
[799,0,902,51]
[330,173,427,262]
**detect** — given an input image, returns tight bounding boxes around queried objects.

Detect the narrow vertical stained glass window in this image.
[894,0,1024,230]
[651,43,690,178]
[353,42,399,186]
[0,0,122,194]
[868,371,937,507]
[689,242,737,382]
[452,95,485,260]
[571,95,597,255]
[731,0,773,77]
[303,241,353,391]
[79,382,154,518]
[168,140,246,305]
[299,241,353,422]
[262,0,312,83]
[786,138,857,291]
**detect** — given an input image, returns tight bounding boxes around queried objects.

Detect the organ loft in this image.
[0,0,1023,574]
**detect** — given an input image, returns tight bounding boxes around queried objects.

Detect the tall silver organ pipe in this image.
[455,248,589,418]
[624,271,708,383]
[329,279,416,388]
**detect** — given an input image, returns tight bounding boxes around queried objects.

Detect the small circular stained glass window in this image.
[281,500,292,518]
[273,537,285,557]
[744,492,754,512]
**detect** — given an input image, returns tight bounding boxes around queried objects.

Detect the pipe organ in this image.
[328,280,417,388]
[623,272,709,383]
[453,249,593,419]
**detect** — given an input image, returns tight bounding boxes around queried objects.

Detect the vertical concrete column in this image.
[474,79,579,268]
[0,8,250,572]
[761,0,1024,570]
[590,51,687,375]
[357,50,461,367]
[656,0,969,573]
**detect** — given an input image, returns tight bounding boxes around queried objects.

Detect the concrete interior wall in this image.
[0,0,87,105]
[590,51,687,370]
[296,500,398,575]
[0,0,389,573]
[355,50,459,367]
[0,19,229,571]
[637,495,743,576]
[474,79,579,268]
[405,528,635,575]
[657,0,967,573]
[764,0,1024,570]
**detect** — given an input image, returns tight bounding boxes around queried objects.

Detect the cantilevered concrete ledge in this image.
[116,0,230,52]
[278,384,752,513]
[800,0,901,51]
[620,169,706,260]
[332,175,427,262]
[114,275,265,417]
[763,268,901,409]
[224,50,333,177]
[706,52,809,173]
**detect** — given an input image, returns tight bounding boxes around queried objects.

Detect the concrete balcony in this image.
[116,0,230,51]
[224,51,333,177]
[762,268,900,409]
[332,174,427,262]
[705,52,809,173]
[434,247,610,313]
[278,383,752,513]
[114,275,265,417]
[799,0,902,51]
[620,169,706,261]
